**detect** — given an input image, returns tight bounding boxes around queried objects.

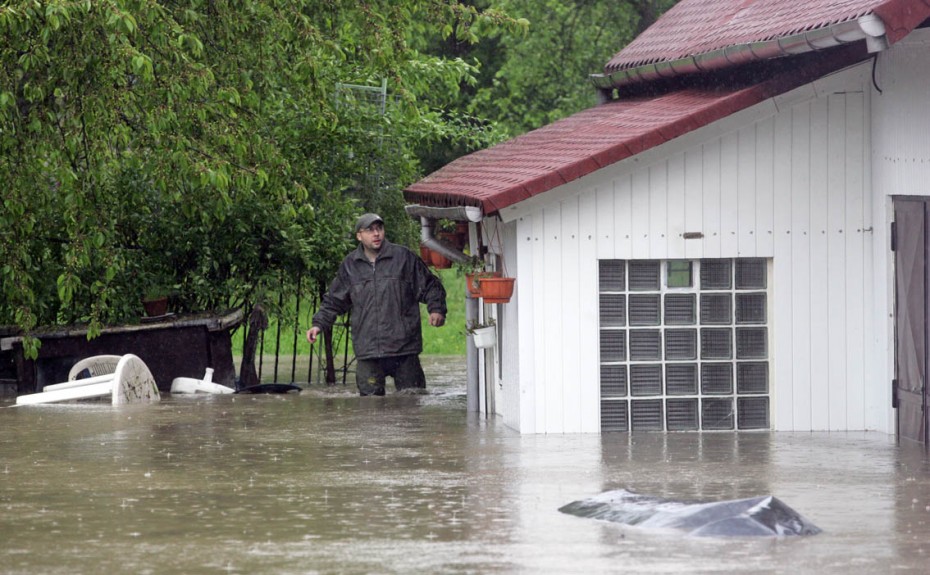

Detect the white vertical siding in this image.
[845,93,868,431]
[542,206,563,432]
[720,132,740,256]
[560,199,582,432]
[684,149,704,259]
[614,175,634,259]
[503,59,885,434]
[755,117,775,256]
[667,154,687,259]
[826,94,849,430]
[702,141,722,258]
[500,219,520,427]
[737,126,757,256]
[790,103,814,431]
[772,109,794,430]
[649,164,668,257]
[632,170,650,257]
[578,192,601,433]
[809,97,830,431]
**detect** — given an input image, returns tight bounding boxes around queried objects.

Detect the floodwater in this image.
[1,357,929,575]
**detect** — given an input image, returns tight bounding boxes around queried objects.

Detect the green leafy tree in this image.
[0,1,525,357]
[419,0,676,145]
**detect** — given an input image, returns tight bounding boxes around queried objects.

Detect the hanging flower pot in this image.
[437,230,467,251]
[430,249,452,269]
[420,245,433,266]
[470,325,496,349]
[465,271,501,298]
[478,276,515,304]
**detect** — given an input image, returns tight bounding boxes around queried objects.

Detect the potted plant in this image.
[478,276,515,304]
[436,218,467,250]
[142,288,170,317]
[455,255,499,298]
[430,249,453,269]
[466,318,496,349]
[140,268,174,317]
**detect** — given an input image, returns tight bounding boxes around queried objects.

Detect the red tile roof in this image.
[404,0,930,216]
[608,0,868,71]
[607,0,930,73]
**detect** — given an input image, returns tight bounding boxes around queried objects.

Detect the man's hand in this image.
[306,326,322,344]
[429,313,445,327]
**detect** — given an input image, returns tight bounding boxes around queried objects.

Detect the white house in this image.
[404,0,930,442]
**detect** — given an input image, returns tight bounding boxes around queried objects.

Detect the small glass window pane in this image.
[667,261,693,288]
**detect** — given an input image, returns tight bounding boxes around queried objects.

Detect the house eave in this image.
[591,13,888,91]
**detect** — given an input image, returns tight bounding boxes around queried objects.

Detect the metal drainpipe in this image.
[419,217,468,264]
[419,216,480,412]
[464,220,480,412]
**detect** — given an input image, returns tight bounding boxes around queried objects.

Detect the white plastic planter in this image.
[471,325,496,349]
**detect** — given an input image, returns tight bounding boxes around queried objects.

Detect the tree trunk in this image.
[239,304,268,389]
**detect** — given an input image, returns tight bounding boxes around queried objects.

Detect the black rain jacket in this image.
[311,240,447,360]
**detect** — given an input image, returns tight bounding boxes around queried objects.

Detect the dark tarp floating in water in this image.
[559,489,821,537]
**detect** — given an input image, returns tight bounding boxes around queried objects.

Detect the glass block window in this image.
[601,400,628,432]
[630,365,663,396]
[629,261,660,290]
[664,294,696,325]
[599,294,626,327]
[667,399,699,431]
[666,364,698,395]
[665,329,697,360]
[628,295,661,326]
[599,259,771,432]
[700,294,732,325]
[601,365,628,397]
[736,293,766,324]
[599,260,625,292]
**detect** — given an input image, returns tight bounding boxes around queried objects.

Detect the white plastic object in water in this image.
[170,368,232,394]
[16,354,161,406]
[67,354,122,382]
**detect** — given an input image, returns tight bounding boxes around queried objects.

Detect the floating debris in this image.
[559,489,820,537]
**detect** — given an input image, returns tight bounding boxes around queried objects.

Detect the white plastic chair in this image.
[16,354,161,406]
[67,354,122,381]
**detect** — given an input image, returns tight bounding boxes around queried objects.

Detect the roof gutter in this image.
[404,204,482,264]
[591,13,888,91]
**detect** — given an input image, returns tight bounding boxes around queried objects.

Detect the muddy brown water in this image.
[1,357,929,574]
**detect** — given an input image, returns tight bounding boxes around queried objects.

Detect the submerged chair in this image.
[15,354,161,406]
[68,354,122,382]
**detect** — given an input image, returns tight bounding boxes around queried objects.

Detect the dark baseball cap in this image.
[355,213,384,232]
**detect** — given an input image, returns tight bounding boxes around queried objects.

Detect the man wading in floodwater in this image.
[306,214,447,395]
